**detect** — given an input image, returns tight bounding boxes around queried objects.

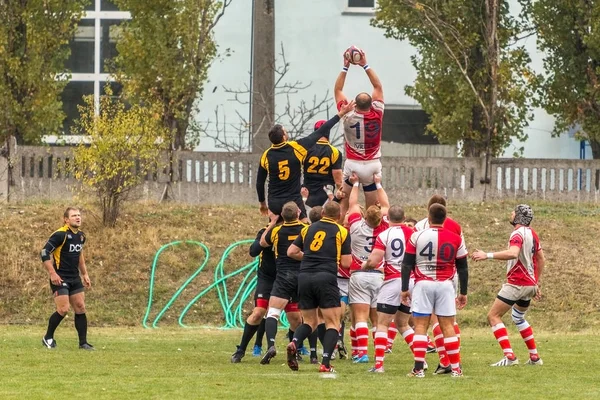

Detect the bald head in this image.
[323,202,341,220]
[355,92,372,111]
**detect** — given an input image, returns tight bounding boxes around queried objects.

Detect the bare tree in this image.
[204,43,334,152]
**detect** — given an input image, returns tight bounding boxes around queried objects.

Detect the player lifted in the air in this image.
[334,46,384,214]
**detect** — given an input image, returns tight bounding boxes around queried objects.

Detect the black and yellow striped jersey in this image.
[293,217,351,275]
[303,139,342,192]
[256,114,341,203]
[265,221,307,271]
[40,225,86,279]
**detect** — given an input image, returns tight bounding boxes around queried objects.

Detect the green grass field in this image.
[2,326,599,400]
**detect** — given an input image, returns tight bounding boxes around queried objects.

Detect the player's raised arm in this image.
[334,51,350,105]
[256,155,269,216]
[296,100,355,151]
[373,174,389,216]
[347,172,361,216]
[357,50,383,102]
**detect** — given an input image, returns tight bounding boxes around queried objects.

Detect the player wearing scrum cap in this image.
[334,47,384,215]
[472,204,545,367]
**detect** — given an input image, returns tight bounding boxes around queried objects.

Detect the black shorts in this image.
[305,188,329,208]
[254,276,275,308]
[268,196,307,220]
[50,276,84,297]
[298,272,340,310]
[270,269,299,303]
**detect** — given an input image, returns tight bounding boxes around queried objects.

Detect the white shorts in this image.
[348,271,383,307]
[343,159,382,186]
[337,277,349,298]
[411,280,456,317]
[377,278,402,307]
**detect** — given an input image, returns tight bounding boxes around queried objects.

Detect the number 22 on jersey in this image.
[306,157,330,175]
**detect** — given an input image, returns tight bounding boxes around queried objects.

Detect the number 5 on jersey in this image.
[310,231,326,251]
[278,160,290,180]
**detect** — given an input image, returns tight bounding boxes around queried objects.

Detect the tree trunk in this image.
[251,0,275,154]
[590,138,600,159]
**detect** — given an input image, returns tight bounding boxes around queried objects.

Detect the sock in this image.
[444,336,461,372]
[374,331,387,369]
[45,311,65,340]
[317,323,326,346]
[492,323,514,358]
[350,326,358,355]
[355,322,369,357]
[412,334,427,371]
[387,321,398,350]
[238,322,260,352]
[74,313,88,345]
[291,323,313,346]
[433,323,449,367]
[371,326,377,341]
[516,320,538,358]
[321,328,338,368]
[427,335,434,349]
[401,327,415,353]
[308,330,318,358]
[338,320,345,342]
[288,329,295,343]
[453,321,461,348]
[254,318,266,348]
[265,317,278,348]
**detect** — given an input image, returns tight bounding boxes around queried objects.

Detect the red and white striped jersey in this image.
[407,227,468,283]
[348,212,389,271]
[337,99,384,161]
[373,225,415,281]
[506,227,542,286]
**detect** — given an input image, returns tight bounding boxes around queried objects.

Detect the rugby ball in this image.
[344,46,363,65]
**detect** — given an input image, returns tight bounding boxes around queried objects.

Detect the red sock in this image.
[350,326,358,356]
[517,322,538,358]
[432,323,449,367]
[492,323,514,358]
[412,334,427,370]
[355,322,369,357]
[444,336,461,372]
[453,321,461,348]
[374,331,387,369]
[401,327,415,353]
[387,322,398,350]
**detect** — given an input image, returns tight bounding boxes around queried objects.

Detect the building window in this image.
[101,0,120,11]
[61,81,94,134]
[65,20,95,73]
[348,0,375,7]
[101,19,123,73]
[382,107,440,145]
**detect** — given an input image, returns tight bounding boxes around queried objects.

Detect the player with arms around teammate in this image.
[302,120,343,214]
[472,204,545,367]
[402,204,469,378]
[286,202,352,373]
[256,102,355,221]
[363,205,415,373]
[231,224,278,362]
[41,207,94,350]
[334,47,384,212]
[347,172,389,363]
[258,202,306,364]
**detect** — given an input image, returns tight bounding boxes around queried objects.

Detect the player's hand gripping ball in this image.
[344,46,363,65]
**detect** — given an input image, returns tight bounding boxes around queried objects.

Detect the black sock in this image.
[74,313,88,345]
[254,319,266,348]
[308,329,318,358]
[415,361,425,371]
[317,323,327,346]
[45,311,65,340]
[288,329,295,343]
[238,322,260,352]
[291,323,313,346]
[265,317,278,348]
[321,328,338,368]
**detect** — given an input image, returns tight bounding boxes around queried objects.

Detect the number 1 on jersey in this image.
[350,122,361,139]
